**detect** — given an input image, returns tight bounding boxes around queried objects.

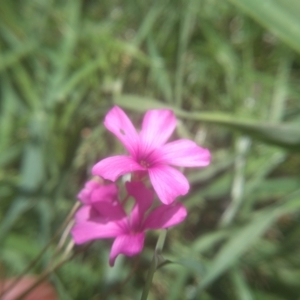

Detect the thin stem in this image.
[102,256,140,300]
[121,193,130,205]
[54,219,75,255]
[140,229,167,300]
[15,242,91,300]
[0,201,80,299]
[155,229,167,252]
[15,254,74,300]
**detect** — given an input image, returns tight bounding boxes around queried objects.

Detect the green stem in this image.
[140,229,167,300]
[15,242,92,300]
[0,201,80,299]
[16,253,74,300]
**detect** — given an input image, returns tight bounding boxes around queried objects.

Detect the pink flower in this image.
[92,106,211,204]
[71,181,187,266]
[77,178,117,205]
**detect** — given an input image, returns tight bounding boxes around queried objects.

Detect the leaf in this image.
[170,191,300,293]
[192,231,230,254]
[0,198,31,243]
[114,95,169,111]
[175,259,207,277]
[147,37,173,103]
[196,191,300,290]
[230,268,254,300]
[114,95,300,149]
[228,0,300,54]
[0,112,46,242]
[44,0,81,108]
[0,144,23,168]
[0,42,36,72]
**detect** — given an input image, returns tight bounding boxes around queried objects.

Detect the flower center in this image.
[140,160,150,168]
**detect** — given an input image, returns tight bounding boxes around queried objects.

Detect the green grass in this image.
[1,0,300,299]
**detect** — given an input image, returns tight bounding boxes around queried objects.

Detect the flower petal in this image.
[93,201,126,221]
[90,183,118,203]
[140,109,176,151]
[75,203,125,226]
[148,165,189,204]
[158,139,211,167]
[109,233,145,266]
[126,181,154,211]
[74,206,92,222]
[104,106,139,156]
[144,202,187,229]
[125,181,154,229]
[71,219,124,244]
[77,180,102,204]
[92,156,144,181]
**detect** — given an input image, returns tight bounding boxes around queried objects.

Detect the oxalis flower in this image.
[71,180,187,266]
[92,106,211,204]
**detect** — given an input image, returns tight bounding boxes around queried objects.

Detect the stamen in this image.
[140,160,150,168]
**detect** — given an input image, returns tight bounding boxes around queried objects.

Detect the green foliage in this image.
[1,0,300,299]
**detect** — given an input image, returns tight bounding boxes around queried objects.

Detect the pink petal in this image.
[78,181,118,206]
[77,180,102,204]
[93,201,126,221]
[92,156,144,181]
[109,233,145,266]
[125,181,154,229]
[104,106,139,156]
[158,139,211,167]
[143,202,187,229]
[140,110,176,151]
[74,206,92,222]
[148,165,189,204]
[126,181,154,211]
[71,220,125,244]
[90,183,118,203]
[75,204,125,225]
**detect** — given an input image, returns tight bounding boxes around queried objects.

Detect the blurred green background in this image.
[1,0,300,299]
